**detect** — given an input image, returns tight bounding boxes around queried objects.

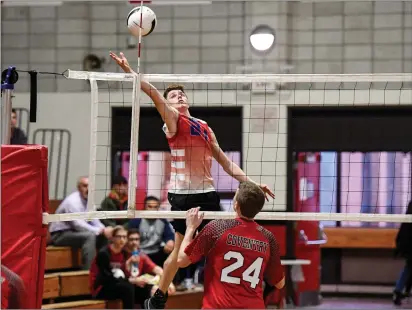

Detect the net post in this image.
[1,66,17,145]
[127,73,141,218]
[1,90,12,145]
[87,79,99,211]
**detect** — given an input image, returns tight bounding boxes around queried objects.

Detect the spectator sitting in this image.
[393,201,412,305]
[89,226,134,309]
[10,108,27,145]
[1,265,27,309]
[49,177,113,269]
[98,176,129,227]
[124,229,175,304]
[128,196,175,267]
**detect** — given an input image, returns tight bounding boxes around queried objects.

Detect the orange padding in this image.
[1,145,49,309]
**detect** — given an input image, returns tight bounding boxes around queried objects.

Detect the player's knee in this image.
[176,257,189,268]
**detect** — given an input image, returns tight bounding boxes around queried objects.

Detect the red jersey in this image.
[1,274,9,309]
[89,247,157,296]
[163,114,215,194]
[184,218,284,309]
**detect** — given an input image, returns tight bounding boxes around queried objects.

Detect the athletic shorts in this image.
[168,191,222,235]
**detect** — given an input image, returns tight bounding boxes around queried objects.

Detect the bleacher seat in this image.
[43,274,60,299]
[45,246,81,270]
[43,200,203,309]
[59,271,90,297]
[42,300,110,309]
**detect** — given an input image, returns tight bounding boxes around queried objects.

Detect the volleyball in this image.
[127,5,157,37]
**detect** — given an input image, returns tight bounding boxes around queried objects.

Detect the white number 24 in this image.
[220,251,263,289]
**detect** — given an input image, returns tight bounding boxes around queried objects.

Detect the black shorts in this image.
[168,191,221,235]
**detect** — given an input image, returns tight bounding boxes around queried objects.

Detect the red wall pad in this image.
[1,145,49,309]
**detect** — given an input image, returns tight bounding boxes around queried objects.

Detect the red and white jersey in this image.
[163,114,215,194]
[184,218,284,309]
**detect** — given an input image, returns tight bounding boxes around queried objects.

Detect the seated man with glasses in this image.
[128,196,175,267]
[125,229,175,305]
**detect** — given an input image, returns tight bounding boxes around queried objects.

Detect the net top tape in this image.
[42,210,412,225]
[66,70,412,83]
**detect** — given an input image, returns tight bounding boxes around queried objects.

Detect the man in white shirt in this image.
[49,177,113,269]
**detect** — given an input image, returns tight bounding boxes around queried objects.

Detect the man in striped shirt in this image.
[110,51,275,309]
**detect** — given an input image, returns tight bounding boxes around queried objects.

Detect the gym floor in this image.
[305,297,403,309]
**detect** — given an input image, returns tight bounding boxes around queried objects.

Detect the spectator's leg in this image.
[394,263,410,305]
[405,258,412,295]
[96,281,134,309]
[134,285,153,308]
[51,230,97,269]
[148,251,168,268]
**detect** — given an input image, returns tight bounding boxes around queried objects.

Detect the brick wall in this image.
[1,1,411,92]
[290,1,412,74]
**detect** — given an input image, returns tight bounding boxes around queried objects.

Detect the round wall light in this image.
[249,25,276,54]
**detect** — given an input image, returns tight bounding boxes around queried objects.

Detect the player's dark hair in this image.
[163,84,185,99]
[127,228,140,238]
[111,175,127,187]
[144,195,160,204]
[236,181,265,219]
[112,225,127,237]
[11,108,16,114]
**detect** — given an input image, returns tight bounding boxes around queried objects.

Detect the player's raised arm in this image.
[109,51,178,134]
[177,208,212,268]
[209,129,275,200]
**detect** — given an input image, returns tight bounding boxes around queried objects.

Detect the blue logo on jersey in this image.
[189,118,209,141]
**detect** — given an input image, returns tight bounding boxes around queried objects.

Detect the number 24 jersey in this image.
[184,218,284,309]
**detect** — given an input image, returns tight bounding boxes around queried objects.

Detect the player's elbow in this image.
[275,277,285,290]
[177,254,191,268]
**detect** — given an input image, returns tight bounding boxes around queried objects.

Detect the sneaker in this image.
[144,288,168,309]
[175,283,188,292]
[393,290,403,306]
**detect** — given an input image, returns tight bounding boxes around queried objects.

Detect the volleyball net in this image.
[34,70,412,224]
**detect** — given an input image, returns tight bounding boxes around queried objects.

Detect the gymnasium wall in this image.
[1,1,411,93]
[11,88,412,208]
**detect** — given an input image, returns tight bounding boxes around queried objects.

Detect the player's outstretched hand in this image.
[260,184,275,201]
[109,51,132,73]
[186,207,204,230]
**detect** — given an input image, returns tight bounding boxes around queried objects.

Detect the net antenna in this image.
[43,71,412,225]
[126,0,145,217]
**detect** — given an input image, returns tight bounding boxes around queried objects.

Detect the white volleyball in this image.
[127,6,157,37]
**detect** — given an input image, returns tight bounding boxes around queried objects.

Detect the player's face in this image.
[145,199,160,211]
[113,231,127,248]
[127,233,140,250]
[114,183,128,196]
[167,89,189,112]
[10,112,17,128]
[78,177,88,200]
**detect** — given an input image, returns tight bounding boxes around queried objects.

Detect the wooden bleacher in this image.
[321,227,397,249]
[43,200,203,309]
[45,246,81,270]
[42,300,113,309]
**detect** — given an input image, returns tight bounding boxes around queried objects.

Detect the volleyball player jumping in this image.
[110,51,275,309]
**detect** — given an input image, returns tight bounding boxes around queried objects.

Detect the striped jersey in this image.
[163,114,215,194]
